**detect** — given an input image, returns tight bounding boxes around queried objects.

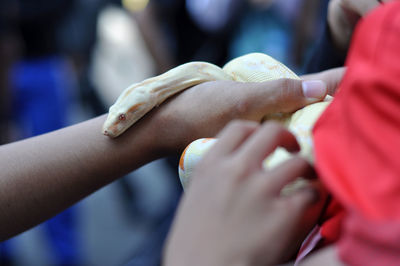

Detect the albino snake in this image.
[103,53,331,192]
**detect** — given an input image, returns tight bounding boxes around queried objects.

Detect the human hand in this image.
[150,74,338,154]
[163,121,326,266]
[328,0,390,51]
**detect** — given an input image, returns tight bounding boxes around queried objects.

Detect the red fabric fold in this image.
[339,214,400,266]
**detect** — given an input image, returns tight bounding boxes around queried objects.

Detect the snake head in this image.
[102,103,130,138]
[102,85,155,138]
[103,102,148,138]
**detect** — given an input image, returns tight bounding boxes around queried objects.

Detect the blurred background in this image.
[0,0,329,265]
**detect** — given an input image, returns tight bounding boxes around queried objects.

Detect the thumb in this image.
[257,78,327,114]
[301,67,345,95]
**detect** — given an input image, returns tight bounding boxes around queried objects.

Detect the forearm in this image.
[0,114,163,240]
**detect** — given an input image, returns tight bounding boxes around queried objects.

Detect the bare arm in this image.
[0,114,164,240]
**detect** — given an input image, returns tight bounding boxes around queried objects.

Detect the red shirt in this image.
[313,1,400,264]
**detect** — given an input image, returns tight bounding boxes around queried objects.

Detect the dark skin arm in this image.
[0,114,160,240]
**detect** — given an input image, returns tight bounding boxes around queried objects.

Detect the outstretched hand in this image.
[150,67,344,155]
[163,121,326,266]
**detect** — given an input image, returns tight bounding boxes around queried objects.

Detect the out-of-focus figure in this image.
[0,1,82,265]
[133,0,240,73]
[0,2,21,264]
[227,0,326,72]
[132,0,327,74]
[0,0,19,145]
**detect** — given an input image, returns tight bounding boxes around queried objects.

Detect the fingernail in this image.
[302,80,327,100]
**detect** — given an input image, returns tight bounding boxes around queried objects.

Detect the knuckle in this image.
[271,79,304,112]
[278,78,296,93]
[276,78,290,89]
[271,79,293,102]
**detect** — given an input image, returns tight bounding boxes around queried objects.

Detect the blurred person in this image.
[292,0,328,68]
[5,0,82,264]
[0,1,20,264]
[304,0,346,73]
[0,0,19,145]
[57,0,124,116]
[133,0,241,74]
[305,0,392,73]
[327,0,389,53]
[185,0,245,34]
[225,0,329,73]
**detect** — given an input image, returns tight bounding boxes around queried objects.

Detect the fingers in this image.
[234,122,299,171]
[211,120,259,157]
[301,67,346,95]
[267,158,320,217]
[249,78,327,115]
[266,156,315,195]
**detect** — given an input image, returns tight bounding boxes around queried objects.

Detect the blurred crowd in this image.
[0,0,329,265]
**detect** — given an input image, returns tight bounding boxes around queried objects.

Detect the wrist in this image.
[148,105,194,157]
[125,113,165,162]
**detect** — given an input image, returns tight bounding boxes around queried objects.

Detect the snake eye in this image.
[118,114,126,121]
